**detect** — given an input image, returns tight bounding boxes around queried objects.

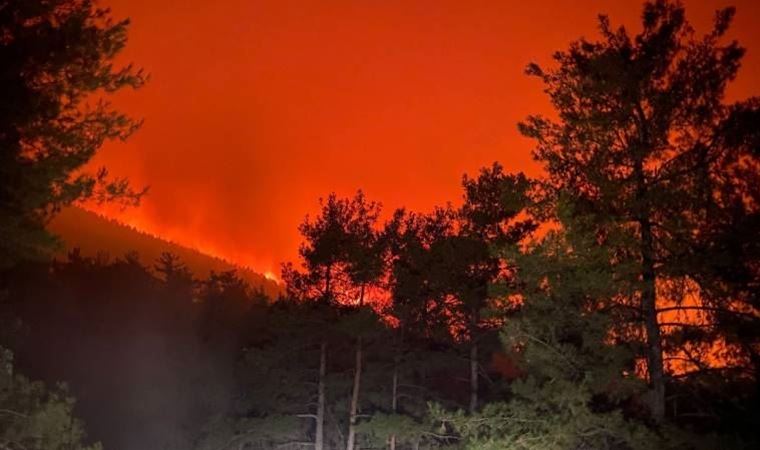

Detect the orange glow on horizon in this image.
[76,205,280,278]
[88,0,760,275]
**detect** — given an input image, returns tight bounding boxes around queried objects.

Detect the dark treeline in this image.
[4,252,269,449]
[1,1,759,450]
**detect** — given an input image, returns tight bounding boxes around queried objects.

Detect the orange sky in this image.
[89,0,760,277]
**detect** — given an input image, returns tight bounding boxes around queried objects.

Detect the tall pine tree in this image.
[519,0,758,422]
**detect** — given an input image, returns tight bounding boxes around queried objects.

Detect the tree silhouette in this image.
[455,163,535,413]
[519,0,757,422]
[281,191,386,450]
[0,5,149,423]
[0,0,146,268]
[283,191,381,305]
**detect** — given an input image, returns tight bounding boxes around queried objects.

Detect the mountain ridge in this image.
[49,207,282,298]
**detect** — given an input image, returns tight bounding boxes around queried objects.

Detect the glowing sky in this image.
[90,0,760,276]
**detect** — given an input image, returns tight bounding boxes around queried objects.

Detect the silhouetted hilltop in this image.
[49,207,281,298]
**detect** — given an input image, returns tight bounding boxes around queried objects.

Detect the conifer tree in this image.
[0,0,146,268]
[455,163,534,413]
[281,191,385,450]
[518,0,757,421]
[0,3,146,444]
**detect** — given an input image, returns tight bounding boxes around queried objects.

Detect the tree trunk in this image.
[346,336,362,450]
[346,283,366,450]
[640,217,666,422]
[324,264,332,301]
[390,356,399,450]
[469,308,479,414]
[316,340,327,450]
[633,140,666,422]
[469,340,478,414]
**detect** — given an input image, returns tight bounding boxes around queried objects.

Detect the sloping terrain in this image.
[49,207,281,298]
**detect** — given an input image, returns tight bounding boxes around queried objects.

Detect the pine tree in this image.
[439,225,680,450]
[518,0,757,422]
[215,299,338,450]
[0,0,147,269]
[280,191,386,449]
[455,163,535,413]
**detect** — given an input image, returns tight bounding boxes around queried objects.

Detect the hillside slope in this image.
[49,207,281,298]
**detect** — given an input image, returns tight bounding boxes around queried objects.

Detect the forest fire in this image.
[84,0,760,275]
[1,1,758,450]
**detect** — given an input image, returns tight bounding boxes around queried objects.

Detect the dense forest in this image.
[1,1,758,449]
[48,206,281,297]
